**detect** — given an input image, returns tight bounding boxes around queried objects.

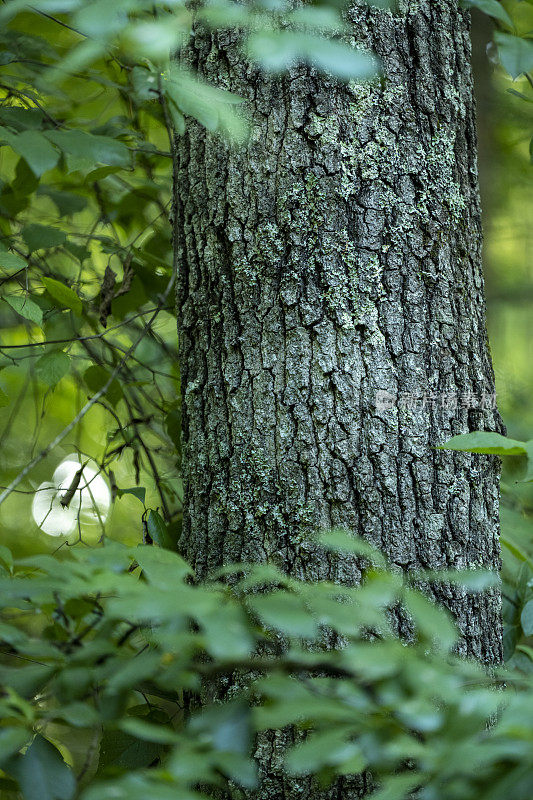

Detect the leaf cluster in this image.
[0,531,531,800]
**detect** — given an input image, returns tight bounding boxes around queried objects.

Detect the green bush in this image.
[0,531,532,800]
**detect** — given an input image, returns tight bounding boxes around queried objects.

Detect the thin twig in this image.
[0,307,170,349]
[0,274,176,506]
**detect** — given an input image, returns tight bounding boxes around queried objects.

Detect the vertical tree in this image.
[175,0,502,667]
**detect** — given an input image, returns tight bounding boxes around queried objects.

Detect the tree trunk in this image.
[174,0,502,663]
[174,3,503,795]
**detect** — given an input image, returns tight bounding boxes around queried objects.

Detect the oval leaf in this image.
[35,351,70,385]
[4,295,43,325]
[521,599,533,636]
[438,431,526,455]
[42,277,82,315]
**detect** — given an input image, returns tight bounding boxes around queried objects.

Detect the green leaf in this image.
[0,252,27,275]
[37,187,88,217]
[200,603,255,660]
[0,544,14,572]
[54,703,100,727]
[45,129,131,168]
[42,277,82,315]
[121,19,187,63]
[83,776,189,799]
[438,431,526,455]
[130,66,159,103]
[134,544,192,585]
[73,0,132,38]
[167,98,186,135]
[421,568,500,592]
[516,644,533,661]
[165,82,218,132]
[0,107,44,131]
[0,388,9,407]
[165,67,244,138]
[508,88,533,103]
[8,735,75,800]
[83,365,122,405]
[4,295,43,325]
[197,2,251,28]
[403,590,458,652]
[97,729,163,770]
[22,224,67,252]
[0,664,54,698]
[214,561,293,589]
[286,729,365,776]
[211,752,258,789]
[368,774,424,800]
[247,31,378,80]
[188,702,251,755]
[461,0,514,27]
[318,529,386,567]
[107,652,162,693]
[397,697,444,734]
[0,130,59,177]
[13,157,42,199]
[521,599,533,636]
[503,624,520,662]
[106,585,190,623]
[308,38,379,80]
[247,592,318,638]
[495,32,533,79]
[34,351,70,385]
[146,509,173,548]
[119,718,178,744]
[117,486,146,505]
[0,728,30,767]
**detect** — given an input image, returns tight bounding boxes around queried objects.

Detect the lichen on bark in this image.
[174,0,502,684]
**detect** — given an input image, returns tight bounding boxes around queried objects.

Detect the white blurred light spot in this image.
[32,455,111,537]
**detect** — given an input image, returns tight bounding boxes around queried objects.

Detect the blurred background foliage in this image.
[0,2,180,556]
[468,3,533,665]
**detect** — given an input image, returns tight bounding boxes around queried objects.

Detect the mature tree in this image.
[174,1,502,649]
[175,0,502,673]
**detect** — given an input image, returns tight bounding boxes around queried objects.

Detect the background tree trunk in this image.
[174,0,502,665]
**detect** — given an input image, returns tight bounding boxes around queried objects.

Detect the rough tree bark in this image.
[174,3,502,791]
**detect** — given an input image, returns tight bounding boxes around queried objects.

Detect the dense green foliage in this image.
[0,530,532,800]
[1,0,533,798]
